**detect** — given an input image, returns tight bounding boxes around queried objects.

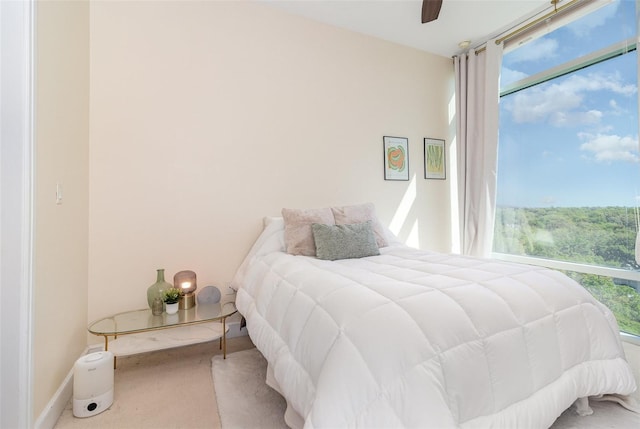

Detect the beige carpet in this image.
[53,336,254,429]
[53,337,640,429]
[213,348,640,429]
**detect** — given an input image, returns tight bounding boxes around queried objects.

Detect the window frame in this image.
[494,35,640,342]
[501,38,637,97]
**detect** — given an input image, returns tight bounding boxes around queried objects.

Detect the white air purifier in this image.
[72,351,114,418]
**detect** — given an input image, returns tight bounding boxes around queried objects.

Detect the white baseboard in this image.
[33,345,96,429]
[33,369,72,429]
[226,319,248,339]
[87,344,105,354]
[224,308,248,338]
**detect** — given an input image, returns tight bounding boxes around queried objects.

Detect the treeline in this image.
[494,206,640,336]
[494,206,639,269]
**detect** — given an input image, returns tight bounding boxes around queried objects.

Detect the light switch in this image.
[56,183,63,205]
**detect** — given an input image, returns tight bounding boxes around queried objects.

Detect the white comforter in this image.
[234,218,637,428]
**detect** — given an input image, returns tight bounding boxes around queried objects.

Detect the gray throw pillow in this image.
[331,202,389,248]
[311,221,380,261]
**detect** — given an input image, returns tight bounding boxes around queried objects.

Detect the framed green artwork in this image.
[424,138,445,180]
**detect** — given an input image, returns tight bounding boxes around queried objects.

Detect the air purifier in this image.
[72,351,114,418]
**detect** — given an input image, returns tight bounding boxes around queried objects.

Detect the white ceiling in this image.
[260,0,555,58]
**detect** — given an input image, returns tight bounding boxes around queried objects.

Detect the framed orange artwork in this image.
[383,136,409,181]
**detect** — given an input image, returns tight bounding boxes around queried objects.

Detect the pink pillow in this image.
[331,203,388,248]
[282,207,335,256]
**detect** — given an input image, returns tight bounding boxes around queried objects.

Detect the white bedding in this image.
[233,217,637,428]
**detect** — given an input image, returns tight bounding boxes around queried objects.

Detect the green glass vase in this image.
[147,269,172,309]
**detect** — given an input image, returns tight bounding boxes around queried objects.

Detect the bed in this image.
[233,204,637,428]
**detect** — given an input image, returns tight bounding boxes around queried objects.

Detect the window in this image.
[494,0,640,337]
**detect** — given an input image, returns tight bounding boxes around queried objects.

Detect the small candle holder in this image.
[174,270,197,310]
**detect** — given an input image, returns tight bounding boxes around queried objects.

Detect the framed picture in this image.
[383,136,409,181]
[424,138,446,180]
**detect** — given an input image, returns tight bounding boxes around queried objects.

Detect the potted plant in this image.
[163,287,181,314]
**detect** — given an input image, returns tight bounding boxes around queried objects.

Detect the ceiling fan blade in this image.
[422,0,443,23]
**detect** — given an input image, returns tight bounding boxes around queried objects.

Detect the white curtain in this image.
[636,0,640,265]
[454,40,503,258]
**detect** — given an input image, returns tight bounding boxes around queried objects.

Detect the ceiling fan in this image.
[421,0,443,23]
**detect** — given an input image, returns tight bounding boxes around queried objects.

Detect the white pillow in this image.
[331,202,389,248]
[282,207,335,256]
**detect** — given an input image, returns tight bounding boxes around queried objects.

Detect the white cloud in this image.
[562,72,636,96]
[506,83,583,124]
[504,72,636,126]
[579,132,639,163]
[501,67,529,87]
[608,99,626,115]
[566,0,620,38]
[550,110,602,127]
[507,38,559,64]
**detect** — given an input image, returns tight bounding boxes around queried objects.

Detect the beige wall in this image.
[87,1,454,324]
[33,0,90,421]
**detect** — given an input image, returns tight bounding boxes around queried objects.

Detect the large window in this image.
[494,0,640,337]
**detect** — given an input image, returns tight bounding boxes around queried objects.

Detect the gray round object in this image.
[197,285,221,304]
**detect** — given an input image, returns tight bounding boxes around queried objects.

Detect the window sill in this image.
[621,332,640,346]
[492,253,640,282]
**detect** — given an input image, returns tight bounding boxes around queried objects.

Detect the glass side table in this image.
[88,301,237,367]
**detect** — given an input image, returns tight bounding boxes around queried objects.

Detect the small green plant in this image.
[163,287,182,304]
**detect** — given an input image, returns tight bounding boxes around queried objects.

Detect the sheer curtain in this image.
[454,40,503,258]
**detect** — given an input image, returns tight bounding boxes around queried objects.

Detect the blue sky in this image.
[496,0,639,208]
